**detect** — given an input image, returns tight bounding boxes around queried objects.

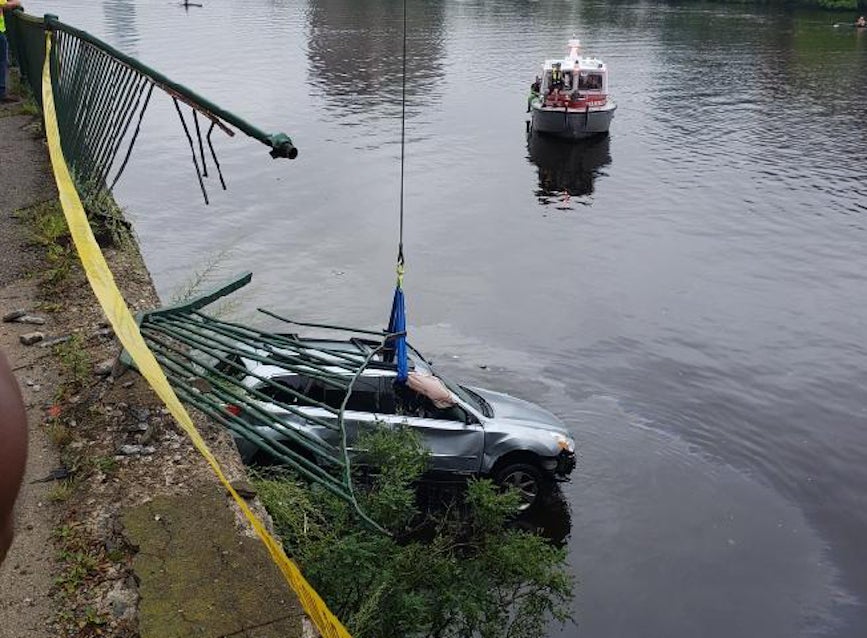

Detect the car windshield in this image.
[458,384,493,417]
[405,344,492,417]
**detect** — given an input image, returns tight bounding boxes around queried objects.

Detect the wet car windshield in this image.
[407,346,492,417]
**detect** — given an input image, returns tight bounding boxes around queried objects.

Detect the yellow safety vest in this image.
[0,0,7,33]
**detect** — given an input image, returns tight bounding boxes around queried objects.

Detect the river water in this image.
[23,1,867,636]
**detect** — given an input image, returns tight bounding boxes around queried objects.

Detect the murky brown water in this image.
[24,1,867,635]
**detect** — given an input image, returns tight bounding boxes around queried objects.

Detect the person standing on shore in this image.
[0,351,27,565]
[1,0,24,104]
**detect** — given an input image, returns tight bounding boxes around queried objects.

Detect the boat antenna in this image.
[398,0,407,267]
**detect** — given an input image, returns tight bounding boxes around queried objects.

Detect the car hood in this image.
[468,387,569,436]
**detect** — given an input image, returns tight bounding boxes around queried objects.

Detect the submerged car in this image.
[222,338,576,509]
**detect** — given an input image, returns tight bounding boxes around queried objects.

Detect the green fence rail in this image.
[6,10,297,204]
[124,273,393,532]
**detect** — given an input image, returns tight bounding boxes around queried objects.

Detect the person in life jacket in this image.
[551,63,564,90]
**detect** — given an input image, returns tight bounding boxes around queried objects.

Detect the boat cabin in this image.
[535,39,610,107]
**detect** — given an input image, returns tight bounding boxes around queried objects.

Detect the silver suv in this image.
[228,339,576,509]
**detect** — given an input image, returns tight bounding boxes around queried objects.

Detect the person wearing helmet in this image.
[1,0,24,103]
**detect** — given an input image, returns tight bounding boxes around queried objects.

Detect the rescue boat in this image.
[528,38,616,140]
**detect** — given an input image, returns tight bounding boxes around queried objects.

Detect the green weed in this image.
[54,334,93,396]
[90,455,119,475]
[46,480,75,503]
[46,423,73,448]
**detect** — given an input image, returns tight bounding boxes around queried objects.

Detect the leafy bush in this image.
[817,0,858,8]
[254,426,574,638]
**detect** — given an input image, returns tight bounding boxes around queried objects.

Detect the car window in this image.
[307,377,380,412]
[214,352,247,381]
[345,378,379,412]
[390,382,470,423]
[257,375,313,406]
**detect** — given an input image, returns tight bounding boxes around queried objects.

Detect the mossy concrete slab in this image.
[124,490,302,638]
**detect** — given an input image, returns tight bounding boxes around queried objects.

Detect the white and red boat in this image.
[528,38,616,140]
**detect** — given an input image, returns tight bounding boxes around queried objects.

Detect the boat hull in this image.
[530,101,616,140]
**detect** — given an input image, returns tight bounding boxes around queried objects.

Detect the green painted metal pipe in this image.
[42,14,297,159]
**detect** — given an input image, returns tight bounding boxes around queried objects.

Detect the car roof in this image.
[232,336,430,384]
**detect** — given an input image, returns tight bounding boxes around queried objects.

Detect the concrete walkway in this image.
[0,97,60,638]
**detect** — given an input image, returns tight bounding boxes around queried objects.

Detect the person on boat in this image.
[856,16,866,27]
[551,63,564,90]
[1,0,25,104]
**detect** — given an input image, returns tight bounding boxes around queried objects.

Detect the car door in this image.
[376,378,485,474]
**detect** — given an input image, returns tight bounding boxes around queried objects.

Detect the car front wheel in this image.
[494,462,547,512]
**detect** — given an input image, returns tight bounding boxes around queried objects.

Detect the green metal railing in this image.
[124,273,395,532]
[6,10,297,205]
[5,10,391,528]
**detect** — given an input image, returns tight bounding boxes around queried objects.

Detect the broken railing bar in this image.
[43,15,297,159]
[186,387,386,534]
[200,315,365,372]
[139,323,347,430]
[199,383,345,472]
[143,335,345,465]
[162,83,234,137]
[206,123,227,190]
[139,272,253,320]
[256,308,400,339]
[189,312,374,372]
[110,83,154,191]
[142,327,350,430]
[141,326,348,440]
[173,97,210,205]
[148,315,356,390]
[169,383,350,495]
[337,335,392,499]
[158,313,362,381]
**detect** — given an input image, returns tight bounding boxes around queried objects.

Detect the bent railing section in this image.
[6,11,297,206]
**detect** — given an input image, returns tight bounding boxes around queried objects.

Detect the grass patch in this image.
[54,334,93,397]
[90,455,119,476]
[18,199,69,247]
[46,480,75,503]
[47,423,74,448]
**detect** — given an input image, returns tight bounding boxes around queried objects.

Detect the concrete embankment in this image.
[0,83,303,637]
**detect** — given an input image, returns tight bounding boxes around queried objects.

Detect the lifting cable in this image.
[387,0,410,382]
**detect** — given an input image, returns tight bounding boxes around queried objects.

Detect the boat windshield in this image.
[578,72,604,90]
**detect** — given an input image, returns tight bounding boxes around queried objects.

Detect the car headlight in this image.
[554,434,575,454]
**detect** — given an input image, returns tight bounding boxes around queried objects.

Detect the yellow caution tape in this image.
[41,32,351,638]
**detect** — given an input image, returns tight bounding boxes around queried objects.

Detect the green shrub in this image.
[255,427,573,638]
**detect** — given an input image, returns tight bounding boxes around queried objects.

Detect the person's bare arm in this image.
[0,351,27,565]
[2,1,23,11]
